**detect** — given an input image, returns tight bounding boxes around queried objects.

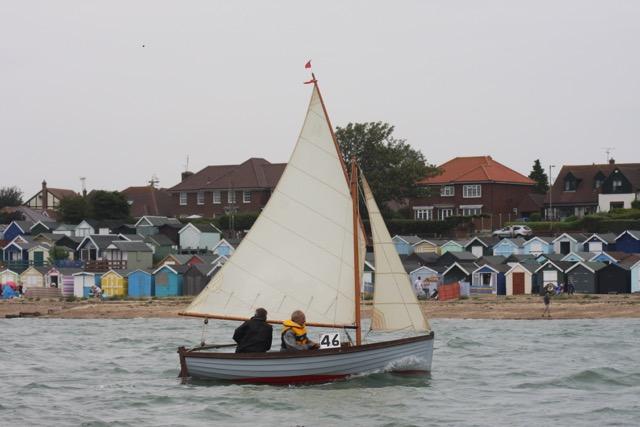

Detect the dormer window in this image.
[564,177,576,191]
[593,171,605,189]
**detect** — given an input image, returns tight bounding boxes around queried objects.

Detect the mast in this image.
[350,158,362,346]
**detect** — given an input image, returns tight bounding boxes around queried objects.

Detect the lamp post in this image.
[548,165,555,221]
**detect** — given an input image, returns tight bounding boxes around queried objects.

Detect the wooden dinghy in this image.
[178,69,434,384]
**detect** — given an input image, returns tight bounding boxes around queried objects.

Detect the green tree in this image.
[88,191,130,221]
[49,246,70,262]
[529,159,549,194]
[58,196,90,223]
[335,122,439,208]
[0,186,23,209]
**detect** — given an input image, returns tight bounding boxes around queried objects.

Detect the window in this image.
[243,191,251,204]
[415,208,433,220]
[213,191,221,204]
[179,192,187,206]
[612,179,623,192]
[463,185,481,198]
[460,207,481,216]
[564,178,576,191]
[441,185,454,197]
[609,201,624,210]
[438,208,453,220]
[228,190,236,204]
[197,191,204,205]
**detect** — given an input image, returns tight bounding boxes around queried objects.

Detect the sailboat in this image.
[177,75,434,384]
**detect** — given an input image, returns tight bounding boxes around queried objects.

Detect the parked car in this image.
[492,225,532,238]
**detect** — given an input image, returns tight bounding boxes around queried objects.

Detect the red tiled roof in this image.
[168,158,286,192]
[417,156,534,185]
[47,188,78,199]
[121,186,174,218]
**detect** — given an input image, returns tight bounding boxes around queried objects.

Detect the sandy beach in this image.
[2,294,640,320]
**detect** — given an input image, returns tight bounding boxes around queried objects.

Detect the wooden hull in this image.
[178,332,434,384]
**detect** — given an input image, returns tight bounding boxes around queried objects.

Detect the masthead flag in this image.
[305,60,312,69]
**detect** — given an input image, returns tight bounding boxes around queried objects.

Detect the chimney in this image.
[609,158,615,165]
[42,180,48,210]
[181,171,194,182]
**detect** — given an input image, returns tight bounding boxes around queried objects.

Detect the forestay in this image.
[183,86,357,327]
[362,176,431,332]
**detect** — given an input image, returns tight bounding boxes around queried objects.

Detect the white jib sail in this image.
[184,86,357,327]
[362,176,431,332]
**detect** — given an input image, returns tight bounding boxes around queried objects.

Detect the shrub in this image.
[563,215,578,223]
[529,212,541,222]
[632,200,640,209]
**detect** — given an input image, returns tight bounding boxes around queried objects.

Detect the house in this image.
[134,216,182,237]
[168,157,286,218]
[464,236,499,257]
[505,262,536,295]
[212,239,235,257]
[471,263,508,295]
[2,221,33,242]
[438,240,465,255]
[121,186,175,218]
[103,241,153,270]
[521,236,553,256]
[144,234,176,263]
[178,223,221,251]
[597,163,640,211]
[492,238,525,257]
[392,235,422,255]
[545,161,640,219]
[565,262,606,294]
[127,269,155,297]
[23,180,77,217]
[582,233,617,253]
[552,233,587,255]
[597,263,631,294]
[534,261,574,293]
[153,265,187,297]
[183,264,218,296]
[19,266,49,290]
[614,230,640,254]
[411,156,536,230]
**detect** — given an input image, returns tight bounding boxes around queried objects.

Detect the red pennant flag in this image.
[305,60,312,69]
[303,79,316,85]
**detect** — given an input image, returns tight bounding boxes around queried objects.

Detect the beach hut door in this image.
[471,246,483,258]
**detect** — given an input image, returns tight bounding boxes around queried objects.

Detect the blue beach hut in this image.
[153,265,186,297]
[614,231,640,254]
[127,269,155,297]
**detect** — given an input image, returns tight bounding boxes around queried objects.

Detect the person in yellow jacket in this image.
[280,310,319,351]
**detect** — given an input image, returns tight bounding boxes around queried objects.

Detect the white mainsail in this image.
[183,85,357,327]
[362,176,431,332]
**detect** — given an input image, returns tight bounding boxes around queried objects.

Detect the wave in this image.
[516,367,640,390]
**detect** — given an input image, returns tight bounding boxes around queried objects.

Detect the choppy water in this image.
[1,318,639,426]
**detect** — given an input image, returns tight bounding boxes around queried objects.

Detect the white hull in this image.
[178,333,434,384]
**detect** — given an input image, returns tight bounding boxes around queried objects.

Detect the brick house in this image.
[545,160,640,219]
[411,156,536,230]
[121,186,175,218]
[167,158,286,218]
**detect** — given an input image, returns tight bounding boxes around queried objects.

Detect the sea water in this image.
[1,318,639,426]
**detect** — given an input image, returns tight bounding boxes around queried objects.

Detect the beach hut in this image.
[521,236,552,256]
[438,240,465,255]
[412,239,441,255]
[534,261,573,294]
[628,256,640,293]
[582,233,617,253]
[0,269,20,287]
[408,265,441,295]
[44,267,81,296]
[100,269,129,298]
[597,263,631,294]
[178,222,221,251]
[552,233,587,255]
[153,265,186,297]
[442,262,475,286]
[614,230,640,254]
[561,252,596,263]
[127,269,155,297]
[492,238,524,257]
[392,235,421,255]
[464,236,498,258]
[471,263,508,295]
[73,272,98,298]
[183,264,218,296]
[565,261,606,294]
[505,262,536,295]
[212,239,235,257]
[19,266,48,290]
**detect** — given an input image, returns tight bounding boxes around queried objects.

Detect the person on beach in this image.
[413,276,424,297]
[232,308,273,353]
[542,292,551,317]
[281,310,319,351]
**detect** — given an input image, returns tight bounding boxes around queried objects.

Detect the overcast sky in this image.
[2,1,639,198]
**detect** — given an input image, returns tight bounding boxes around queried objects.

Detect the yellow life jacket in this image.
[281,319,309,346]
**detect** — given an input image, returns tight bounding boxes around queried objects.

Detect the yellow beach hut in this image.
[100,269,128,298]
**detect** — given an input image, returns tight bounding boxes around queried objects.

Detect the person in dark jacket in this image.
[233,308,273,353]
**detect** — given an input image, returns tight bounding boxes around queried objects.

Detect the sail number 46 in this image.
[319,333,341,349]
